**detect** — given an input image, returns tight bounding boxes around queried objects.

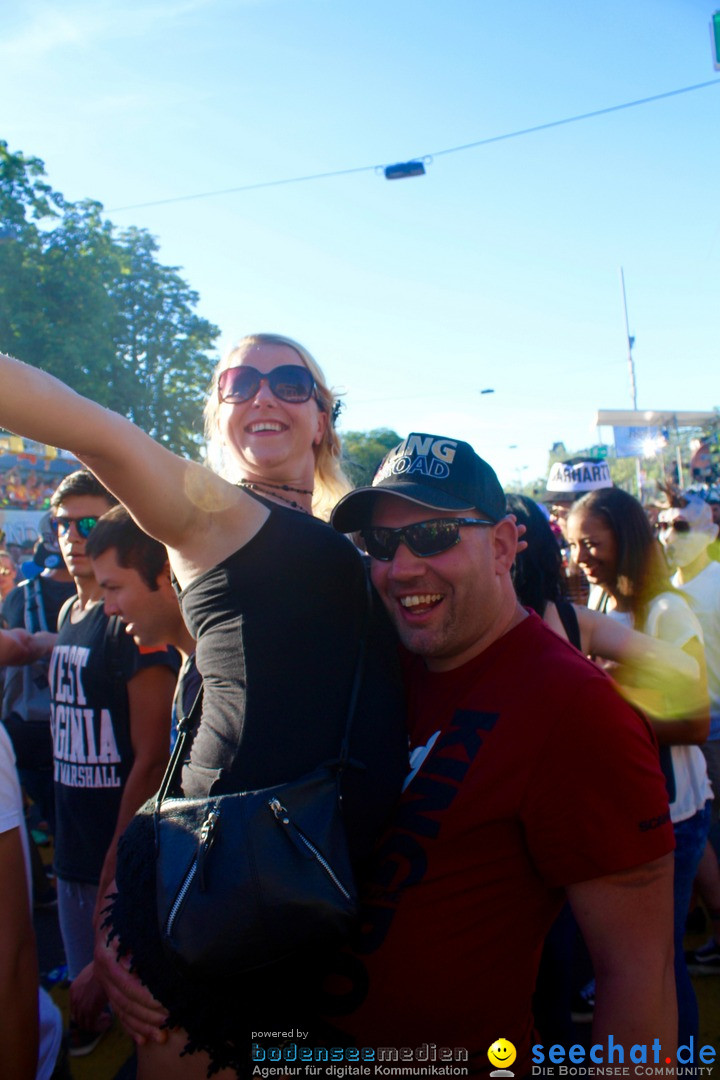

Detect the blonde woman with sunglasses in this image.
[0,338,408,1079]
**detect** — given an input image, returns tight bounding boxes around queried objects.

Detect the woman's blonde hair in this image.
[204,333,351,520]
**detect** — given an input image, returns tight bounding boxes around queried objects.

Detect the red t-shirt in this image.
[323,612,673,1076]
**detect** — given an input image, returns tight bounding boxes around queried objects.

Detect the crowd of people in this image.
[0,337,719,1080]
[0,468,58,511]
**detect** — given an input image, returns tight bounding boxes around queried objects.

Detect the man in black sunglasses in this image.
[329,433,676,1076]
[43,471,179,1056]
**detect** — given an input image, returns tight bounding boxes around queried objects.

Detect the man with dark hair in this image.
[49,467,115,513]
[47,471,179,1055]
[85,506,198,734]
[84,505,201,1033]
[327,433,677,1076]
[86,506,169,593]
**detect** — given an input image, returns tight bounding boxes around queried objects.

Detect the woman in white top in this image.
[567,487,711,1048]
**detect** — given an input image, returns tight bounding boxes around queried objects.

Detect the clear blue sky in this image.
[3,0,719,486]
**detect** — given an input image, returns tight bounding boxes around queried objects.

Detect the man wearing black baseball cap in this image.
[332,432,507,532]
[327,433,676,1075]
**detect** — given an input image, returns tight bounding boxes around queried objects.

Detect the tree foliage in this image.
[342,427,401,487]
[0,141,219,458]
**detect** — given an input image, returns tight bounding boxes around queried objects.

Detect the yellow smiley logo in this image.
[488,1039,517,1070]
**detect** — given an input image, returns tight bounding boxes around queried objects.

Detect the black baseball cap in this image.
[332,432,506,533]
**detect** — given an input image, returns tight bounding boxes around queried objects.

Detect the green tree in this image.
[0,142,60,361]
[0,141,59,229]
[0,141,219,458]
[109,228,219,457]
[342,428,401,486]
[29,200,122,397]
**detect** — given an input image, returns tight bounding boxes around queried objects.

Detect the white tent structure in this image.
[595,409,717,428]
[595,409,718,491]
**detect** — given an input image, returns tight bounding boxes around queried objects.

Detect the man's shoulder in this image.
[57,597,106,639]
[496,613,641,731]
[676,561,720,606]
[56,601,131,662]
[699,559,720,586]
[501,609,600,681]
[679,559,720,586]
[443,611,612,708]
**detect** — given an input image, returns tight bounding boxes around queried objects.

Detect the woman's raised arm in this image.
[575,605,700,680]
[0,352,232,551]
[574,604,711,741]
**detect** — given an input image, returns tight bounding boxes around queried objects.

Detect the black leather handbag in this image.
[153,589,369,979]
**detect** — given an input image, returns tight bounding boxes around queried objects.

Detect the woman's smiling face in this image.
[217,342,327,482]
[566,508,619,593]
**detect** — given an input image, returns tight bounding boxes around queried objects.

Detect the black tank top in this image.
[176,501,408,862]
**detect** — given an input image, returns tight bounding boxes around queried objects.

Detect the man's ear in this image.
[493,517,519,574]
[156,561,173,591]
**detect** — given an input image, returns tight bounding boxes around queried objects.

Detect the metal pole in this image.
[674,415,685,488]
[620,267,638,410]
[621,268,642,499]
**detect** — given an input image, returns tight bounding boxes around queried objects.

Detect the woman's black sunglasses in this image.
[217,364,316,405]
[361,517,495,561]
[50,516,99,539]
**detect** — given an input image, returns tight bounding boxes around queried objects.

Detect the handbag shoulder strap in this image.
[154,682,204,809]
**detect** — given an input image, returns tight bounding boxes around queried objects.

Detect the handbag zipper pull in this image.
[269,798,352,899]
[269,798,315,860]
[197,807,220,891]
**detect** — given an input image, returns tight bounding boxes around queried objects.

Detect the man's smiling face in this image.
[368,495,512,672]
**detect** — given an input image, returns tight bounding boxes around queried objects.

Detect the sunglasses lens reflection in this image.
[218,365,314,404]
[363,520,461,561]
[51,516,98,539]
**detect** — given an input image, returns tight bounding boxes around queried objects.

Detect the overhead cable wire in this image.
[425,78,720,158]
[109,78,720,212]
[109,163,379,211]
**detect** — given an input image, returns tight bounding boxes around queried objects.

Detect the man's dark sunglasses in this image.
[361,517,495,561]
[50,516,99,539]
[217,364,316,405]
[657,520,691,534]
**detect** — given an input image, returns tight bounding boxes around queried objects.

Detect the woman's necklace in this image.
[237,478,313,515]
